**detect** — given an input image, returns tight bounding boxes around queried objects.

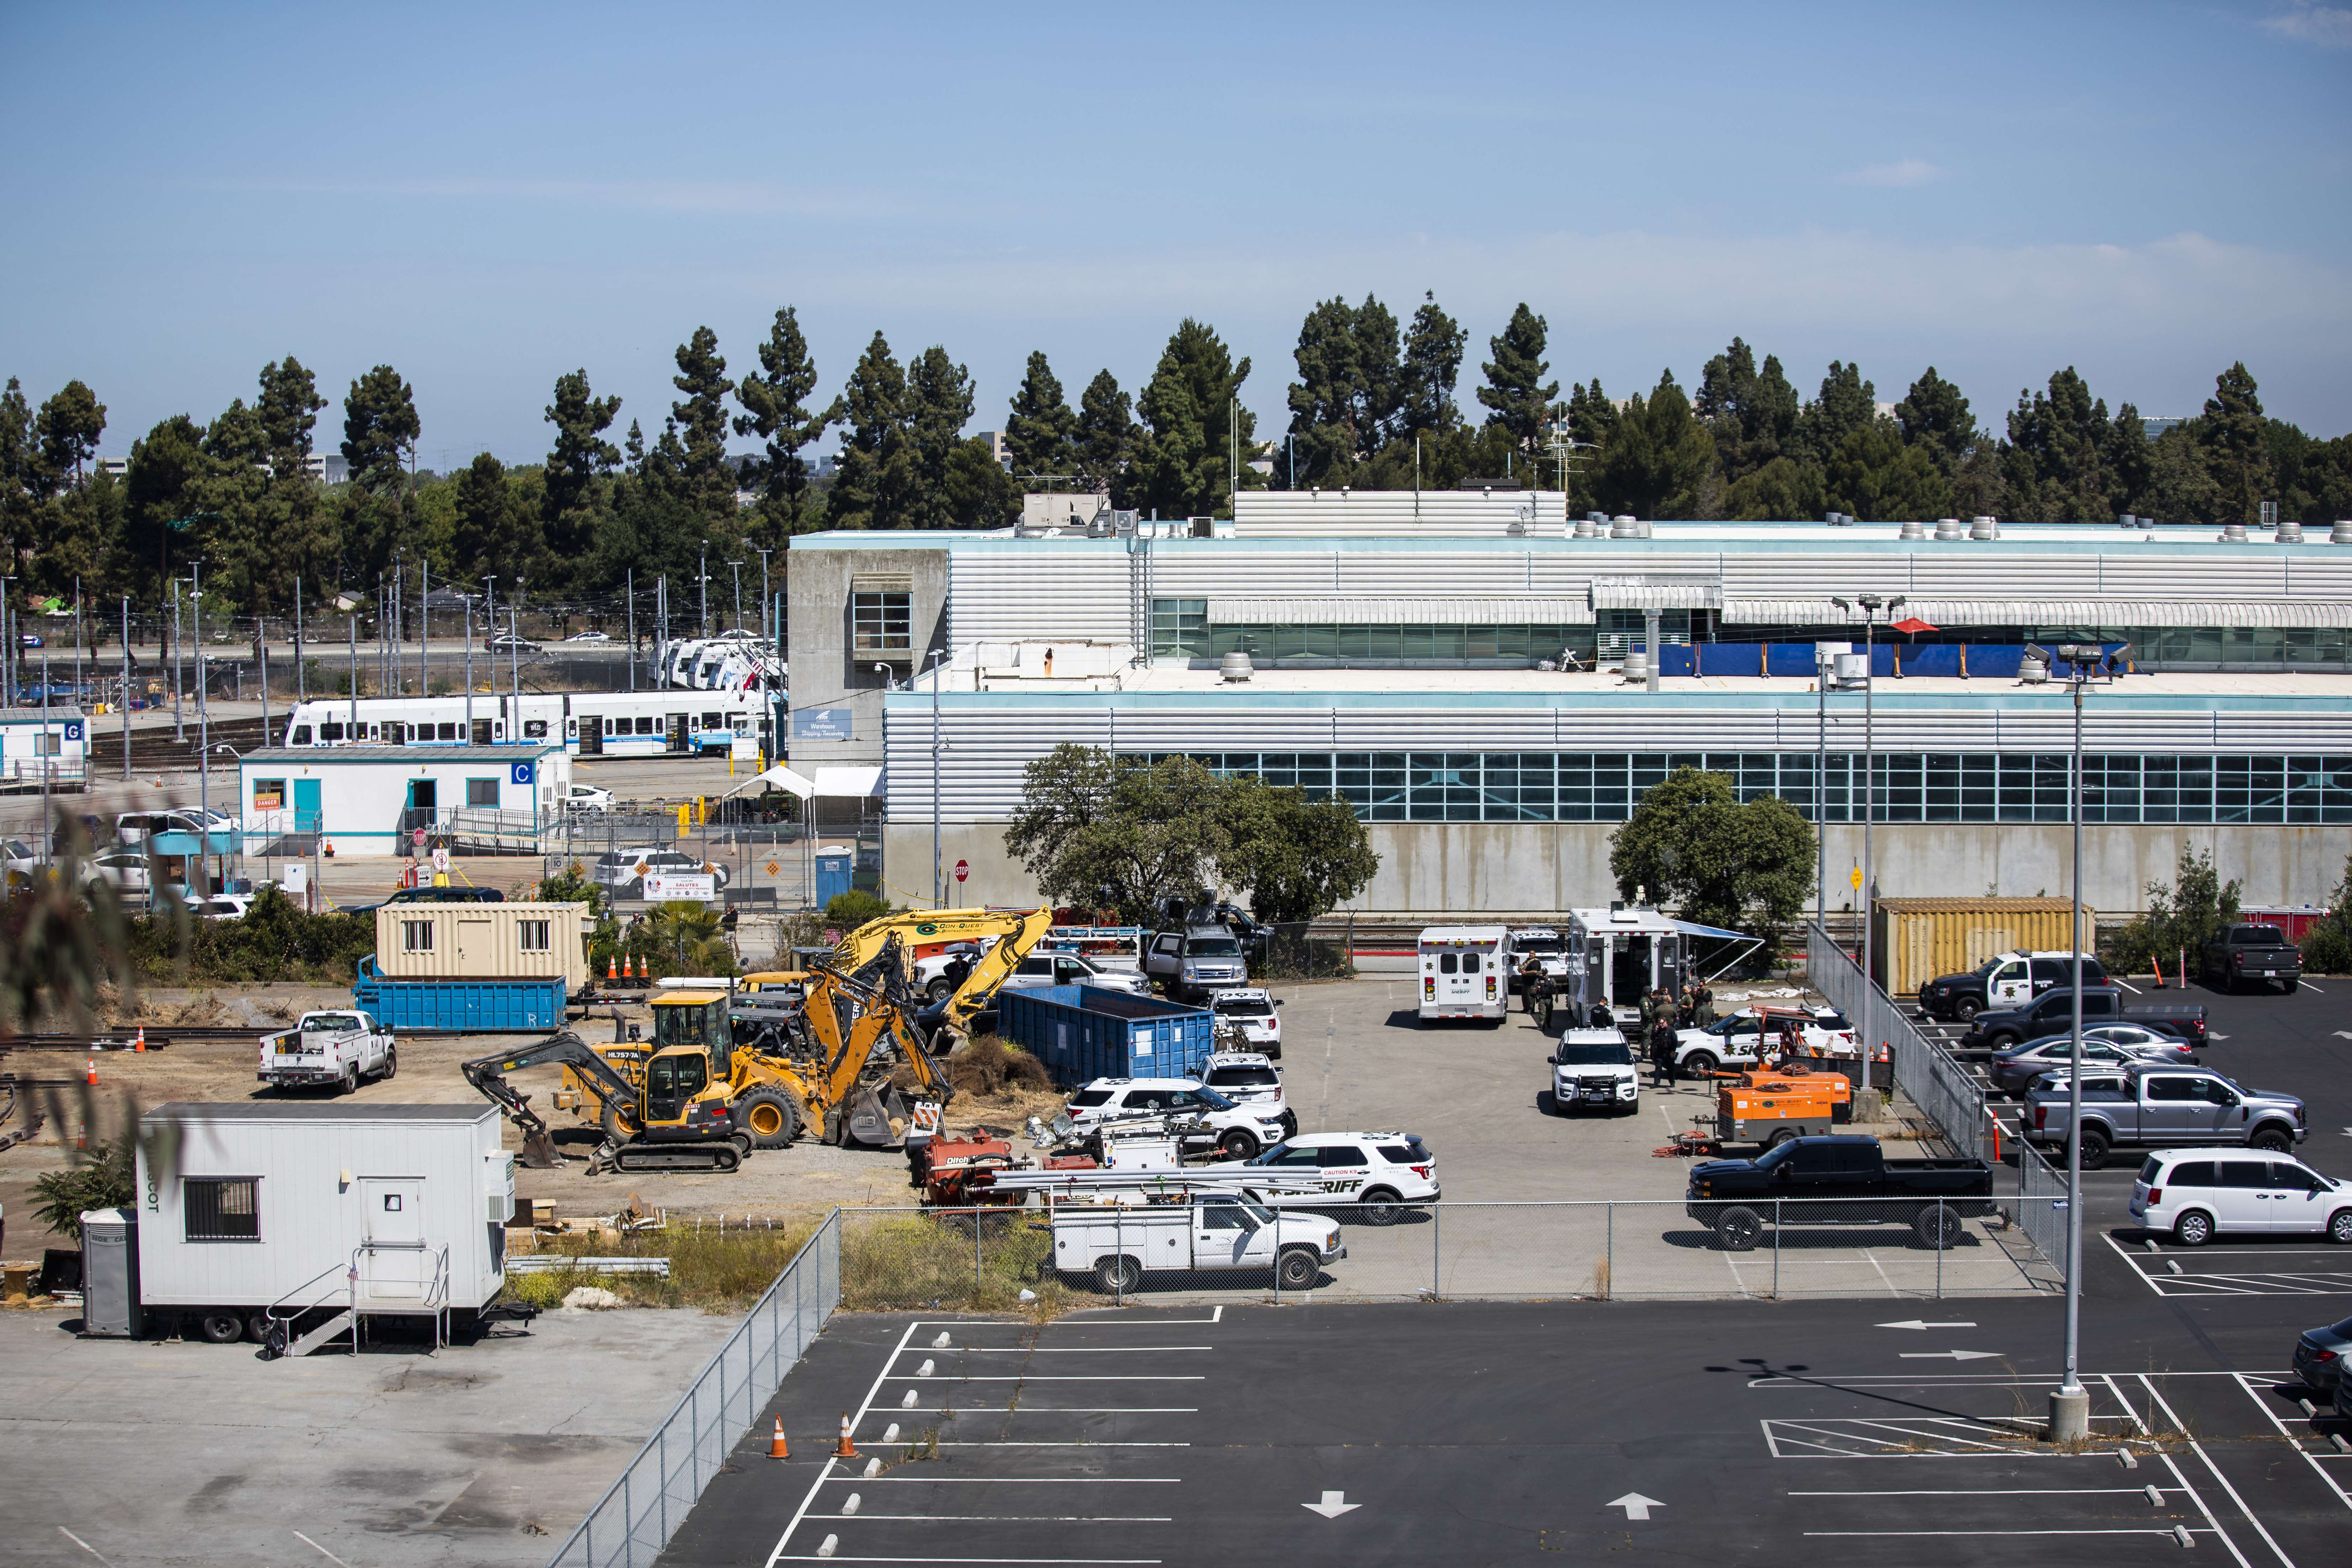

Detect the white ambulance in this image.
[1417,925,1509,1024]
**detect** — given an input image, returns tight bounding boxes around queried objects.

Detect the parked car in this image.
[2130,1149,2352,1247]
[2026,1063,2306,1169]
[1550,1030,1641,1115]
[1987,1029,2200,1095]
[1673,1007,1855,1077]
[1505,926,1569,993]
[1684,1135,1998,1250]
[1198,1051,1294,1136]
[1208,987,1282,1057]
[341,885,506,915]
[2201,923,2303,993]
[194,893,253,920]
[563,783,614,812]
[1962,984,2206,1051]
[1144,924,1251,1002]
[2298,1312,2352,1393]
[1051,1194,1342,1294]
[590,848,728,898]
[1063,1076,1292,1161]
[258,1010,398,1094]
[1001,950,1151,998]
[81,848,154,899]
[1223,1130,1440,1224]
[488,633,540,655]
[17,631,41,648]
[563,630,613,644]
[1918,950,2108,1021]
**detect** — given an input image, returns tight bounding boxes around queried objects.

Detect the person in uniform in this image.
[1649,1013,1680,1087]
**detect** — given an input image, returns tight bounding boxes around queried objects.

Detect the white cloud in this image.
[212,175,909,221]
[1839,159,1941,188]
[2261,2,2352,46]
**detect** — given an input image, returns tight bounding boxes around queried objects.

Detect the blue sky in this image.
[4,0,2348,467]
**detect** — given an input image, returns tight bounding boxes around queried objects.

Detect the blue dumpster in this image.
[352,955,568,1030]
[996,985,1215,1087]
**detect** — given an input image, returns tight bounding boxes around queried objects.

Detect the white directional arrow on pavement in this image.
[1302,1492,1361,1519]
[1878,1320,1978,1330]
[1607,1494,1665,1521]
[1900,1350,2004,1360]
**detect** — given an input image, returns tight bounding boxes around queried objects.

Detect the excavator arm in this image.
[830,905,1056,1041]
[462,1031,637,1168]
[791,948,957,1146]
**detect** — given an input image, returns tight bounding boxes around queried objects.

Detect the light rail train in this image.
[277,688,774,758]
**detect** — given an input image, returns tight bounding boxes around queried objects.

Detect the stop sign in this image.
[411,828,427,846]
[954,859,969,883]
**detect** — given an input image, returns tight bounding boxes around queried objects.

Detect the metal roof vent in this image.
[1825,511,1853,526]
[1571,516,1601,538]
[1934,517,1966,541]
[1219,651,1254,682]
[1970,516,2000,540]
[2277,519,2305,543]
[2219,522,2248,543]
[2018,650,2049,684]
[1610,514,1640,538]
[2333,519,2352,544]
[1620,647,1651,683]
[1898,519,1928,540]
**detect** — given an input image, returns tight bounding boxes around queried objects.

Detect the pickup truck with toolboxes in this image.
[2200,923,2303,993]
[1684,1134,1997,1250]
[1960,984,2206,1051]
[1051,1194,1344,1292]
[2024,1062,2307,1169]
[257,1010,397,1093]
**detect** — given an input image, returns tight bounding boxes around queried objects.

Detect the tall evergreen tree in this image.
[1282,297,1366,488]
[1075,370,1135,502]
[1399,293,1468,437]
[1591,370,1715,518]
[2004,367,2136,523]
[827,331,914,530]
[2196,362,2274,527]
[1825,421,1952,521]
[1892,366,1974,476]
[542,368,622,561]
[256,355,327,474]
[1794,361,1874,469]
[452,452,527,581]
[1694,338,1800,485]
[907,345,976,529]
[122,414,210,599]
[669,326,737,521]
[0,379,33,580]
[1476,303,1557,450]
[1131,318,1254,519]
[732,307,826,541]
[340,364,421,575]
[34,380,106,495]
[1003,351,1079,489]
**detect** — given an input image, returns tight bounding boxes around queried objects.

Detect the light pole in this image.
[191,558,210,897]
[481,576,497,738]
[1815,639,1830,926]
[925,647,948,907]
[698,539,710,637]
[1830,592,1903,982]
[728,560,744,633]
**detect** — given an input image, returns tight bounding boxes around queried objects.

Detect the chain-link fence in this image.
[2014,1133,2074,1273]
[1809,922,1991,1162]
[544,1212,839,1568]
[1257,916,1355,981]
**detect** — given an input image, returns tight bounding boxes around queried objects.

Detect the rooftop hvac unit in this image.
[2219,523,2248,543]
[1934,517,1966,541]
[1219,652,1253,682]
[1898,519,1928,540]
[2277,519,2304,543]
[1969,516,1999,540]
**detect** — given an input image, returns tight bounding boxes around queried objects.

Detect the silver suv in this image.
[1144,925,1250,1002]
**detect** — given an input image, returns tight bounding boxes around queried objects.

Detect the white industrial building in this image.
[0,707,89,788]
[782,495,2352,915]
[234,742,570,853]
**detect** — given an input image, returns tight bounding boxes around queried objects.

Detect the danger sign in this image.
[954,860,969,883]
[764,859,782,878]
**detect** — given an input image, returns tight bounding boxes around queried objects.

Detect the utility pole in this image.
[482,576,497,740]
[171,579,184,741]
[192,557,210,897]
[464,593,474,741]
[1227,397,1240,519]
[929,647,946,907]
[121,595,131,781]
[420,558,429,700]
[729,560,743,633]
[511,577,523,734]
[626,567,637,692]
[295,577,304,702]
[347,596,358,741]
[699,540,710,637]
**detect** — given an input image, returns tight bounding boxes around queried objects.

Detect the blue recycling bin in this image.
[815,851,850,907]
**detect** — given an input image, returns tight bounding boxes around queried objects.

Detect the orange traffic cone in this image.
[834,1411,858,1458]
[85,1056,97,1086]
[133,1026,146,1054]
[769,1416,790,1459]
[607,955,617,982]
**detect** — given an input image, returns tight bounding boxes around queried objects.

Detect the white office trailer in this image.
[121,1102,516,1351]
[0,707,88,787]
[234,743,569,853]
[276,688,766,759]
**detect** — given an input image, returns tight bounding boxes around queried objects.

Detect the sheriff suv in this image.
[1199,1051,1297,1137]
[1918,951,2106,1021]
[1225,1131,1440,1225]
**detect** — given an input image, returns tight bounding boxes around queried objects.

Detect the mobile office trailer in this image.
[372,900,595,988]
[129,1102,515,1350]
[1418,925,1509,1023]
[1566,906,1692,1023]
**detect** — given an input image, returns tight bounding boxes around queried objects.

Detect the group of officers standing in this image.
[1517,956,1718,1086]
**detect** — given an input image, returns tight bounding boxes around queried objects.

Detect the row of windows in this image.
[402,917,551,951]
[853,591,913,653]
[1138,751,2352,824]
[291,713,742,745]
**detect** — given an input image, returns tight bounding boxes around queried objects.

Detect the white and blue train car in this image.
[277,689,774,759]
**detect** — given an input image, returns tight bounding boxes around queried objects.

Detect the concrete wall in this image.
[784,544,948,775]
[887,818,2352,917]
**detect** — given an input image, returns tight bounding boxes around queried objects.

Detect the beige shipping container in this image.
[1870,898,2097,996]
[374,902,595,986]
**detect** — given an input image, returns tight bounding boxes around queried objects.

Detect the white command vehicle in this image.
[1064,1077,1294,1160]
[2130,1148,2352,1247]
[258,1010,397,1093]
[1209,987,1283,1057]
[1419,925,1509,1023]
[1672,1007,1857,1077]
[1226,1130,1440,1224]
[1550,1031,1641,1115]
[1506,926,1570,994]
[1199,1051,1297,1137]
[1050,1195,1344,1293]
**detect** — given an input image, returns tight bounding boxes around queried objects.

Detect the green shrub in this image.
[2303,920,2352,976]
[127,886,375,985]
[824,891,894,930]
[31,1135,136,1236]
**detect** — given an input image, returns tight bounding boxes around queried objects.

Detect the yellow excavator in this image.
[821,905,1056,1048]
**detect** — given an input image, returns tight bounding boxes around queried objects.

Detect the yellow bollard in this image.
[676,803,691,834]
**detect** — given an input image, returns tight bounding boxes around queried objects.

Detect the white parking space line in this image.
[2101,1231,2352,1298]
[1803,1527,2213,1539]
[899,1377,1205,1383]
[2227,1373,2352,1514]
[935,1347,1212,1354]
[897,1408,1200,1415]
[2297,979,2325,993]
[775,1556,1160,1564]
[769,1320,924,1568]
[836,1517,1174,1523]
[2135,1374,2292,1568]
[1790,1488,2176,1496]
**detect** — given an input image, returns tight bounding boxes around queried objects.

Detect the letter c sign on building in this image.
[510,761,535,786]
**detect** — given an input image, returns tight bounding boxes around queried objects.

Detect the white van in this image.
[1418,925,1508,1024]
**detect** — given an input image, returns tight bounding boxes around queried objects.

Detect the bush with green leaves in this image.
[2105,847,2242,974]
[824,890,895,930]
[126,885,375,985]
[31,1135,136,1236]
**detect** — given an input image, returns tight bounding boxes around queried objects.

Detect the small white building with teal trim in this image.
[0,707,88,788]
[234,743,570,853]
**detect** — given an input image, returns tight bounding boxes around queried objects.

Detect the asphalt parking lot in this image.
[661,1280,2352,1567]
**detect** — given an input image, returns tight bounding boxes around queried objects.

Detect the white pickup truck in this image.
[1050,1194,1344,1292]
[258,1010,397,1093]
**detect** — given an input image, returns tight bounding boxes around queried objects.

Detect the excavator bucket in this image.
[845,1087,905,1148]
[519,1129,564,1168]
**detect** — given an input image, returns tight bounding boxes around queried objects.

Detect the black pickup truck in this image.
[1961,984,2208,1052]
[1685,1135,1998,1251]
[2200,923,2303,993]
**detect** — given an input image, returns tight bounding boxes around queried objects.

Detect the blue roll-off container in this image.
[996,985,1214,1087]
[353,955,569,1031]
